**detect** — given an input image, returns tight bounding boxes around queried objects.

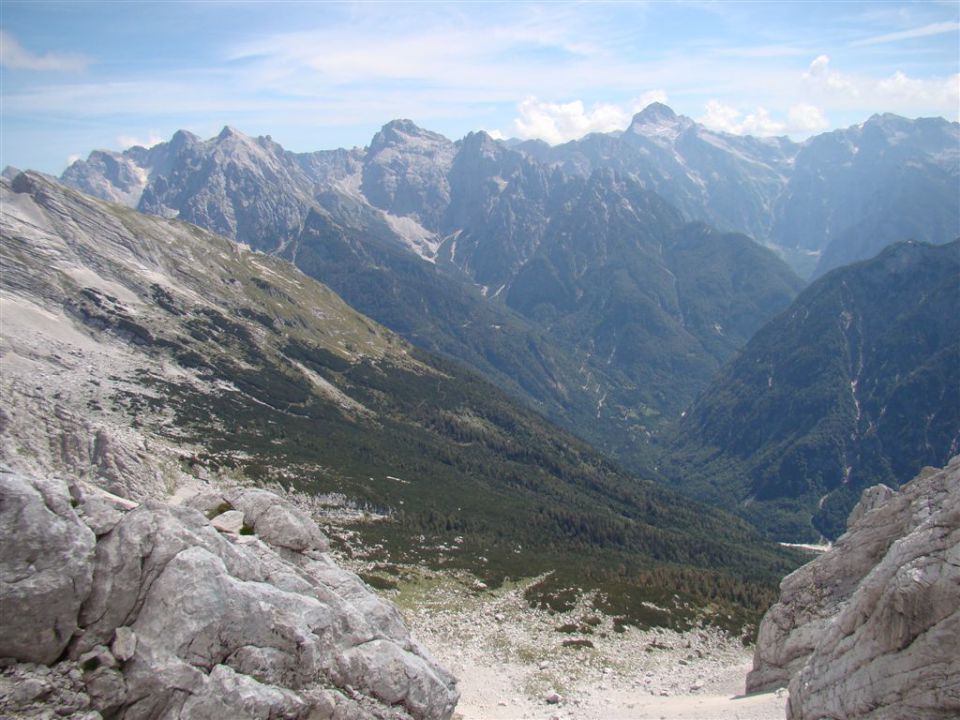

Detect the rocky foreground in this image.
[0,470,458,720]
[750,456,960,719]
[380,570,787,720]
[2,456,958,719]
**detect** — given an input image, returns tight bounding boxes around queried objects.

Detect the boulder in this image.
[749,457,960,720]
[747,456,958,693]
[111,627,137,662]
[0,468,95,663]
[1,470,459,719]
[786,461,960,719]
[211,509,245,534]
[226,488,330,553]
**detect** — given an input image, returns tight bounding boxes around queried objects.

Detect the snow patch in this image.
[334,170,364,200]
[779,541,832,554]
[292,360,371,416]
[383,213,441,263]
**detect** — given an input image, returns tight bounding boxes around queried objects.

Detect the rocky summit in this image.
[748,456,960,719]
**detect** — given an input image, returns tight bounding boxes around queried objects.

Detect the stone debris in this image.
[210,508,245,534]
[355,560,779,718]
[0,468,459,720]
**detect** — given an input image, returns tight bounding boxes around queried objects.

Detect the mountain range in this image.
[18,105,960,547]
[53,108,819,468]
[0,171,800,631]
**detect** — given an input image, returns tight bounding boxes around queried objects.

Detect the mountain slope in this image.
[528,106,959,277]
[498,172,804,448]
[1,172,800,631]
[662,239,960,541]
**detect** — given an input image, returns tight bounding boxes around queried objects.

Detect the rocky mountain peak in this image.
[627,103,695,145]
[629,102,686,131]
[216,124,245,141]
[369,119,450,152]
[169,128,201,148]
[458,130,503,160]
[632,101,677,123]
[362,120,456,230]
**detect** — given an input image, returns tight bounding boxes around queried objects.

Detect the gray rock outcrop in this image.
[748,456,959,719]
[0,471,459,720]
[0,468,96,664]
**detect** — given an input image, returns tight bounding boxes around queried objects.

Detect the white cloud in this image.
[787,103,829,132]
[510,97,630,144]
[0,30,90,71]
[699,101,830,136]
[853,21,960,47]
[484,128,505,140]
[801,55,959,116]
[803,55,858,94]
[699,100,743,133]
[699,100,786,136]
[66,154,81,166]
[876,71,960,106]
[116,133,163,150]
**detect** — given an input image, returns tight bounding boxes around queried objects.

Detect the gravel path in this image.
[391,572,787,720]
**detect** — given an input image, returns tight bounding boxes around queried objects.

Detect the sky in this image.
[2,1,958,175]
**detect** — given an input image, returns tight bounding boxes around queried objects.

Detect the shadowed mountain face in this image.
[662,239,960,541]
[524,105,959,277]
[60,107,959,282]
[59,116,808,471]
[1,171,801,631]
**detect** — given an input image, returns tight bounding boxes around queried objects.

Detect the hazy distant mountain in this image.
[663,239,960,541]
[528,103,797,251]
[60,119,804,472]
[521,104,959,277]
[778,113,960,276]
[1,171,799,630]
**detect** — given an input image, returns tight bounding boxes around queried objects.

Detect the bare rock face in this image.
[0,471,459,720]
[226,487,331,553]
[0,468,96,664]
[749,456,959,719]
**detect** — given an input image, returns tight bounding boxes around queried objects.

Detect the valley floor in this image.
[380,570,788,720]
[171,479,788,720]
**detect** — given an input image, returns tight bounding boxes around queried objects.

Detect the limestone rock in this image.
[747,456,958,693]
[749,456,960,720]
[211,509,245,534]
[226,488,330,553]
[786,460,960,720]
[111,627,137,662]
[184,491,231,517]
[0,659,93,718]
[2,471,458,720]
[0,468,96,663]
[78,494,127,536]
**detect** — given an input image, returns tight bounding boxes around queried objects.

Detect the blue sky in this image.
[2,1,958,174]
